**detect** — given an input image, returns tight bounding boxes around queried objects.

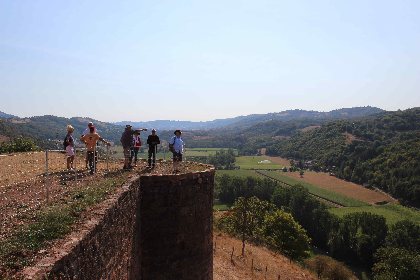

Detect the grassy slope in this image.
[329,204,420,226]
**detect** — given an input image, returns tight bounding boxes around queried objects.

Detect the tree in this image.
[0,137,39,153]
[385,220,420,251]
[372,247,420,280]
[329,212,387,266]
[208,149,236,169]
[305,255,354,280]
[220,196,275,255]
[261,210,311,261]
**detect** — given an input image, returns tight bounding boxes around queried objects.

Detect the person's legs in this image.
[133,148,139,166]
[93,151,98,173]
[88,152,94,174]
[69,155,75,169]
[123,147,131,169]
[152,148,156,167]
[172,152,182,172]
[130,148,134,163]
[67,156,71,170]
[148,149,153,167]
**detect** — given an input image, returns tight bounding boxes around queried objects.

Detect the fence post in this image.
[106,145,109,172]
[93,145,96,174]
[74,146,78,183]
[163,143,166,161]
[45,149,50,203]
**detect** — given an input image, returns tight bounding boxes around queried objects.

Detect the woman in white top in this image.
[64,125,75,170]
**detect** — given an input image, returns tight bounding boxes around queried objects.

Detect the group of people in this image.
[64,122,110,174]
[64,122,185,174]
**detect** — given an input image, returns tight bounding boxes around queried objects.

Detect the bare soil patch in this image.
[283,171,396,204]
[213,232,315,280]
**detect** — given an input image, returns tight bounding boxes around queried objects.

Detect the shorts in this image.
[66,146,75,157]
[173,152,183,162]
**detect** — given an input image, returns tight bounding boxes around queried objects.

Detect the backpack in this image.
[169,136,175,152]
[63,135,72,150]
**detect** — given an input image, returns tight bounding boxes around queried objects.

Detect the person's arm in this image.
[98,135,111,146]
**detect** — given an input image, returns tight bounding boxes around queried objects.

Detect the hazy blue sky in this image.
[1,0,419,122]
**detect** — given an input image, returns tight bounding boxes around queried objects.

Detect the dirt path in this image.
[213,232,315,280]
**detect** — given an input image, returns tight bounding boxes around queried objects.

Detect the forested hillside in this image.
[266,108,420,207]
[116,106,383,130]
[0,116,123,148]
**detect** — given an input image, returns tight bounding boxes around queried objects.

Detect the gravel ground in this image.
[0,152,209,240]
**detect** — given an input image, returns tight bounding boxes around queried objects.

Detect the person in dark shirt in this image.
[120,125,134,170]
[146,129,160,168]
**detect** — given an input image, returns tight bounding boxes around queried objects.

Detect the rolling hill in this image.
[115,106,384,130]
[0,111,17,119]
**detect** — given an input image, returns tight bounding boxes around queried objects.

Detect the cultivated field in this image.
[262,156,290,167]
[112,146,237,160]
[236,156,283,170]
[282,171,395,205]
[330,204,420,226]
[256,170,368,207]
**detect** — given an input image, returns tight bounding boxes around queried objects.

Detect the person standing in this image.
[147,129,160,168]
[120,125,134,170]
[131,130,142,166]
[169,130,184,173]
[80,126,110,174]
[82,122,97,169]
[64,125,75,170]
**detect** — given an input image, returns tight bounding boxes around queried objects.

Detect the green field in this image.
[330,204,420,226]
[184,148,238,157]
[257,170,368,207]
[236,156,283,170]
[111,146,236,160]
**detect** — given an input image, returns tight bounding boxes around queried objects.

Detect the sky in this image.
[0,0,419,122]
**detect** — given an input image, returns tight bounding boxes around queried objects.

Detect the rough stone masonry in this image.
[23,165,214,280]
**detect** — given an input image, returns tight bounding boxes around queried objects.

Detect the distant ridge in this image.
[115,106,385,130]
[0,111,17,119]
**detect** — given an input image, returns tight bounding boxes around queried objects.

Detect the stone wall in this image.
[136,171,214,280]
[22,167,214,280]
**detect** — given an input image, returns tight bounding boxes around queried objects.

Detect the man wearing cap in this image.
[147,129,160,168]
[80,126,111,174]
[82,122,97,169]
[169,130,184,173]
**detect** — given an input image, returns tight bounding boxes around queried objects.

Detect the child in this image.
[64,125,75,170]
[131,130,142,166]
